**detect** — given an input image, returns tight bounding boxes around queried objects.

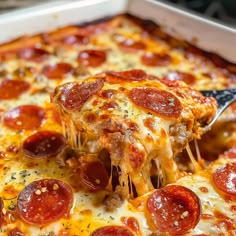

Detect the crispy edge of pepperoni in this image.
[79,160,109,191]
[146,185,201,234]
[164,71,196,85]
[22,131,66,158]
[17,179,73,225]
[141,52,172,67]
[18,47,49,62]
[78,50,106,67]
[213,163,236,196]
[129,88,182,118]
[54,79,104,111]
[105,69,147,83]
[42,62,73,79]
[0,79,30,100]
[4,105,46,130]
[90,225,134,236]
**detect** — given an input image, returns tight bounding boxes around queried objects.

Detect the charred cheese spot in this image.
[84,112,98,123]
[101,101,119,111]
[199,187,209,193]
[127,121,138,132]
[100,114,110,120]
[143,117,156,132]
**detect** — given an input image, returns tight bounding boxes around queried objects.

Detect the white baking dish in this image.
[0,0,235,63]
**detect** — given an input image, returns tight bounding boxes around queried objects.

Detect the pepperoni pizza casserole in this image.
[0,14,235,236]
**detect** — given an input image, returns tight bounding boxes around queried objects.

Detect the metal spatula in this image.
[201,88,236,128]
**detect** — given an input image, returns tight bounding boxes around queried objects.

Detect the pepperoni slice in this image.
[164,71,196,85]
[78,50,106,67]
[213,163,236,195]
[91,226,134,236]
[63,34,89,45]
[129,88,182,118]
[106,69,147,83]
[141,52,172,66]
[80,160,109,191]
[118,39,146,52]
[17,179,73,225]
[146,185,201,234]
[22,131,66,158]
[19,47,49,62]
[0,79,30,100]
[42,63,73,79]
[55,79,104,111]
[4,105,46,130]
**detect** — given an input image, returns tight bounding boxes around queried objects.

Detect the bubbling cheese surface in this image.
[0,13,235,236]
[53,70,216,199]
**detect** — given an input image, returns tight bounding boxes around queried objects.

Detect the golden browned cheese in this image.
[0,13,236,235]
[53,70,217,198]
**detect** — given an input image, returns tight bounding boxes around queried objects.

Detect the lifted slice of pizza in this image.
[53,69,217,199]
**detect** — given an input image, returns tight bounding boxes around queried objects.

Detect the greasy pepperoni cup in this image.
[129,88,182,118]
[78,50,106,67]
[213,163,236,196]
[146,185,201,235]
[0,79,30,100]
[19,47,49,62]
[91,226,134,236]
[42,62,73,80]
[17,179,73,225]
[54,79,104,111]
[22,131,66,158]
[4,105,46,130]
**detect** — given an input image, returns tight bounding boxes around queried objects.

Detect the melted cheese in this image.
[176,156,236,235]
[0,14,234,236]
[53,74,216,198]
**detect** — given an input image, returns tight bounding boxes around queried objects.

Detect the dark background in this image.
[163,0,236,28]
